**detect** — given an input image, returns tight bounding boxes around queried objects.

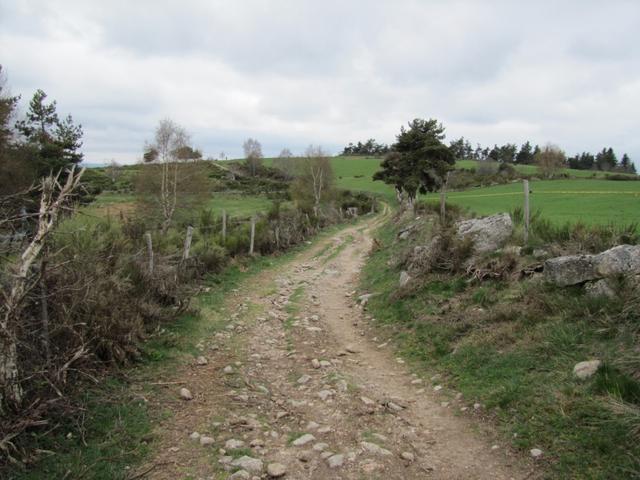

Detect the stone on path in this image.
[195,355,208,365]
[267,463,287,477]
[327,453,345,468]
[199,436,215,446]
[292,433,316,446]
[229,471,250,480]
[179,388,193,400]
[297,374,312,384]
[231,456,264,473]
[223,365,234,374]
[573,359,602,380]
[361,441,392,456]
[225,439,245,449]
[311,359,321,369]
[400,451,415,462]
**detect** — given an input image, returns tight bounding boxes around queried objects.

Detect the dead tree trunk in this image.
[182,225,194,260]
[144,232,154,275]
[1,166,84,411]
[249,216,256,255]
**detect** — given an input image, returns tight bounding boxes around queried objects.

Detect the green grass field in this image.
[425,179,640,226]
[207,193,276,217]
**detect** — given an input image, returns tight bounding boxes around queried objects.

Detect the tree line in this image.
[343,133,635,174]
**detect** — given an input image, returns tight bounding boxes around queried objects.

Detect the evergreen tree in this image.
[373,118,454,205]
[516,141,534,164]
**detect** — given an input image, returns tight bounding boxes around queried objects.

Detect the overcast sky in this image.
[1,0,639,164]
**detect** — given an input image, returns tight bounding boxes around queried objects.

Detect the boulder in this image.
[455,213,513,254]
[543,254,596,287]
[594,245,640,277]
[544,245,640,287]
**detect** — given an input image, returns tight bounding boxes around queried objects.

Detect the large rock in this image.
[544,245,640,286]
[594,245,640,277]
[573,359,601,380]
[543,254,596,287]
[455,213,513,254]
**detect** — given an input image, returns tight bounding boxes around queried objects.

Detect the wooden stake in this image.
[221,209,227,244]
[144,232,154,274]
[523,179,530,244]
[183,226,194,260]
[249,216,256,255]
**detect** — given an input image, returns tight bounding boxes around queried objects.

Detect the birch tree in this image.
[291,145,334,212]
[143,119,189,234]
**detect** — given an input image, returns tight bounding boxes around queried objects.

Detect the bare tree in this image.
[105,159,121,183]
[243,138,263,176]
[1,166,84,410]
[273,148,296,176]
[291,145,334,213]
[536,143,566,179]
[144,119,190,234]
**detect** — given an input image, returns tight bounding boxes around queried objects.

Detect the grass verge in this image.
[359,216,640,479]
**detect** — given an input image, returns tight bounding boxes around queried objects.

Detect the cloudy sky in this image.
[1,0,639,164]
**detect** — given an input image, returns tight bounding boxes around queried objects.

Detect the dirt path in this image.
[139,212,535,480]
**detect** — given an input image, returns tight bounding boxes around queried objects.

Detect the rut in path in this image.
[139,214,536,479]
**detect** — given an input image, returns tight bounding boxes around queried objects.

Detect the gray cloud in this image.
[1,0,639,164]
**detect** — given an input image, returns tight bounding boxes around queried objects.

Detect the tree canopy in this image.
[373,118,454,204]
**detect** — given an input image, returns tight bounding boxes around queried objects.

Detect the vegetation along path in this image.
[138,210,535,479]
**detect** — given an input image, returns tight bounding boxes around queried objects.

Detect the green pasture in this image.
[207,193,276,217]
[426,179,640,225]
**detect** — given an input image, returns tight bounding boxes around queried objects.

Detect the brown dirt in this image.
[136,212,538,479]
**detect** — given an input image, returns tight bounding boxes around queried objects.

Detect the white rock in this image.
[231,456,264,473]
[361,441,392,456]
[313,442,329,451]
[266,462,287,477]
[318,390,334,401]
[223,365,234,374]
[196,355,208,365]
[292,433,316,446]
[225,439,245,449]
[327,453,345,468]
[433,385,443,392]
[319,360,332,367]
[530,448,543,458]
[573,359,602,380]
[189,431,200,440]
[200,436,215,446]
[311,359,321,369]
[400,451,415,462]
[297,374,312,384]
[229,470,251,479]
[179,388,193,400]
[399,270,411,288]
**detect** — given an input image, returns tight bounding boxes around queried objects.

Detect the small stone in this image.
[371,433,388,442]
[317,426,332,434]
[179,388,193,400]
[200,436,215,446]
[223,365,234,374]
[491,445,500,450]
[433,385,443,392]
[530,448,543,458]
[387,401,403,412]
[361,441,392,456]
[250,438,265,447]
[189,431,200,440]
[440,401,450,407]
[266,463,287,477]
[225,439,245,449]
[313,442,329,451]
[327,453,345,468]
[573,360,602,380]
[320,451,335,459]
[400,451,415,462]
[411,379,423,385]
[306,421,320,430]
[360,396,375,406]
[311,359,321,369]
[473,403,482,410]
[319,360,332,367]
[292,433,316,446]
[318,390,334,401]
[231,456,264,473]
[229,470,251,479]
[196,355,208,365]
[297,374,312,384]
[345,344,358,353]
[168,446,179,453]
[297,450,313,462]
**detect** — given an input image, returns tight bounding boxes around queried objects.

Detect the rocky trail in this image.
[137,213,535,480]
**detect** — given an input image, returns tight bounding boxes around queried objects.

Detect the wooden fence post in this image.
[439,189,446,223]
[249,216,256,255]
[183,225,194,260]
[144,232,154,274]
[523,179,530,244]
[221,209,227,244]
